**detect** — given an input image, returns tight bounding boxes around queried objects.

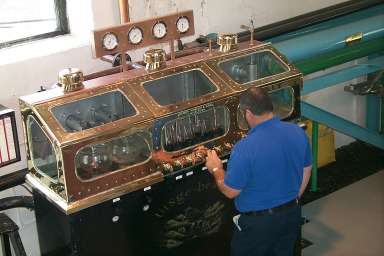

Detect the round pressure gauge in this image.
[102,32,118,51]
[102,32,119,51]
[152,21,167,39]
[128,27,143,45]
[176,16,190,33]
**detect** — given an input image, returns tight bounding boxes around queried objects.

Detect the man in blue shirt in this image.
[205,87,312,256]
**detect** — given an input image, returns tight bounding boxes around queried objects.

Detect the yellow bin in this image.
[305,120,336,168]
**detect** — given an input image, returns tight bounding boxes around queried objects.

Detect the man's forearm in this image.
[213,168,227,194]
[212,168,240,199]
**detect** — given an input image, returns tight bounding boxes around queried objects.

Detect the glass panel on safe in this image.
[269,87,294,118]
[219,51,288,84]
[27,116,58,181]
[237,87,294,130]
[51,91,136,132]
[143,69,217,106]
[75,131,151,181]
[162,106,230,151]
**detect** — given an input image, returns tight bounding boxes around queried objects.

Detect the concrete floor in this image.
[302,170,384,256]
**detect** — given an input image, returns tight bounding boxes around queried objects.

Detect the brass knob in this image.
[184,156,193,166]
[144,48,166,71]
[173,160,183,169]
[213,145,223,154]
[162,163,173,173]
[217,33,238,53]
[236,131,247,139]
[224,142,233,150]
[194,151,206,162]
[58,68,84,93]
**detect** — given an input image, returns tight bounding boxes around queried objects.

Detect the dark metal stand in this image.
[0,213,27,256]
[0,169,32,256]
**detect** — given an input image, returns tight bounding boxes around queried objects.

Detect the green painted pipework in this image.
[294,37,384,75]
[381,97,384,134]
[294,37,384,192]
[310,121,319,192]
[379,74,384,134]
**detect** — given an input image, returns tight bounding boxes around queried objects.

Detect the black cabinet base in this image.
[34,170,302,256]
[34,172,235,256]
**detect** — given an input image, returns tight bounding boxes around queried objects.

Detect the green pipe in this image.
[366,95,380,132]
[381,96,384,134]
[294,37,384,75]
[311,121,319,192]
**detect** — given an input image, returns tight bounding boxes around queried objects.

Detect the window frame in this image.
[0,0,69,49]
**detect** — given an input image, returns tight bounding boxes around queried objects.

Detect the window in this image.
[75,131,152,181]
[51,91,137,133]
[237,87,295,130]
[143,69,218,106]
[27,116,58,182]
[219,50,289,85]
[0,0,68,49]
[161,106,230,152]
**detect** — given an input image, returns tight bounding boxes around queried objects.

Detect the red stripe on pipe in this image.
[2,119,10,161]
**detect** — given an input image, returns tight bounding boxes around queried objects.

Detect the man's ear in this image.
[245,109,252,117]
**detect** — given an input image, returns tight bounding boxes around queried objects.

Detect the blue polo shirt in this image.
[224,117,312,212]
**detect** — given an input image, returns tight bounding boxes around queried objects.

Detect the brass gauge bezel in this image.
[101,32,119,51]
[127,26,144,45]
[176,16,190,34]
[152,21,168,39]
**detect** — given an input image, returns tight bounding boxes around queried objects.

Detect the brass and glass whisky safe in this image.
[20,41,301,214]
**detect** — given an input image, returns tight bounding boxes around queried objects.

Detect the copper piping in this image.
[84,66,127,81]
[169,40,175,60]
[84,47,205,81]
[118,0,130,23]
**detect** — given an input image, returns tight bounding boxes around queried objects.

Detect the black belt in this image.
[243,198,299,217]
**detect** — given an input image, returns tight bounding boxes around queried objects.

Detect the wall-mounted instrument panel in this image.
[92,10,195,58]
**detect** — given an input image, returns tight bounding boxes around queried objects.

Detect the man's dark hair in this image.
[239,87,273,115]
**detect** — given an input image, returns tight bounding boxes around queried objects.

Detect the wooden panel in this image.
[92,10,194,58]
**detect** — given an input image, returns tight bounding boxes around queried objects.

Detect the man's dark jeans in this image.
[231,204,301,256]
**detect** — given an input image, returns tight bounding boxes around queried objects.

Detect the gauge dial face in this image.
[176,16,190,33]
[102,32,118,51]
[128,27,143,45]
[152,21,167,39]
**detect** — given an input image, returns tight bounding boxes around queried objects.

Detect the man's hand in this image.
[299,165,312,198]
[205,150,223,173]
[205,149,240,199]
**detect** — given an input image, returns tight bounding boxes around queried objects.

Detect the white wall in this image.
[0,0,348,255]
